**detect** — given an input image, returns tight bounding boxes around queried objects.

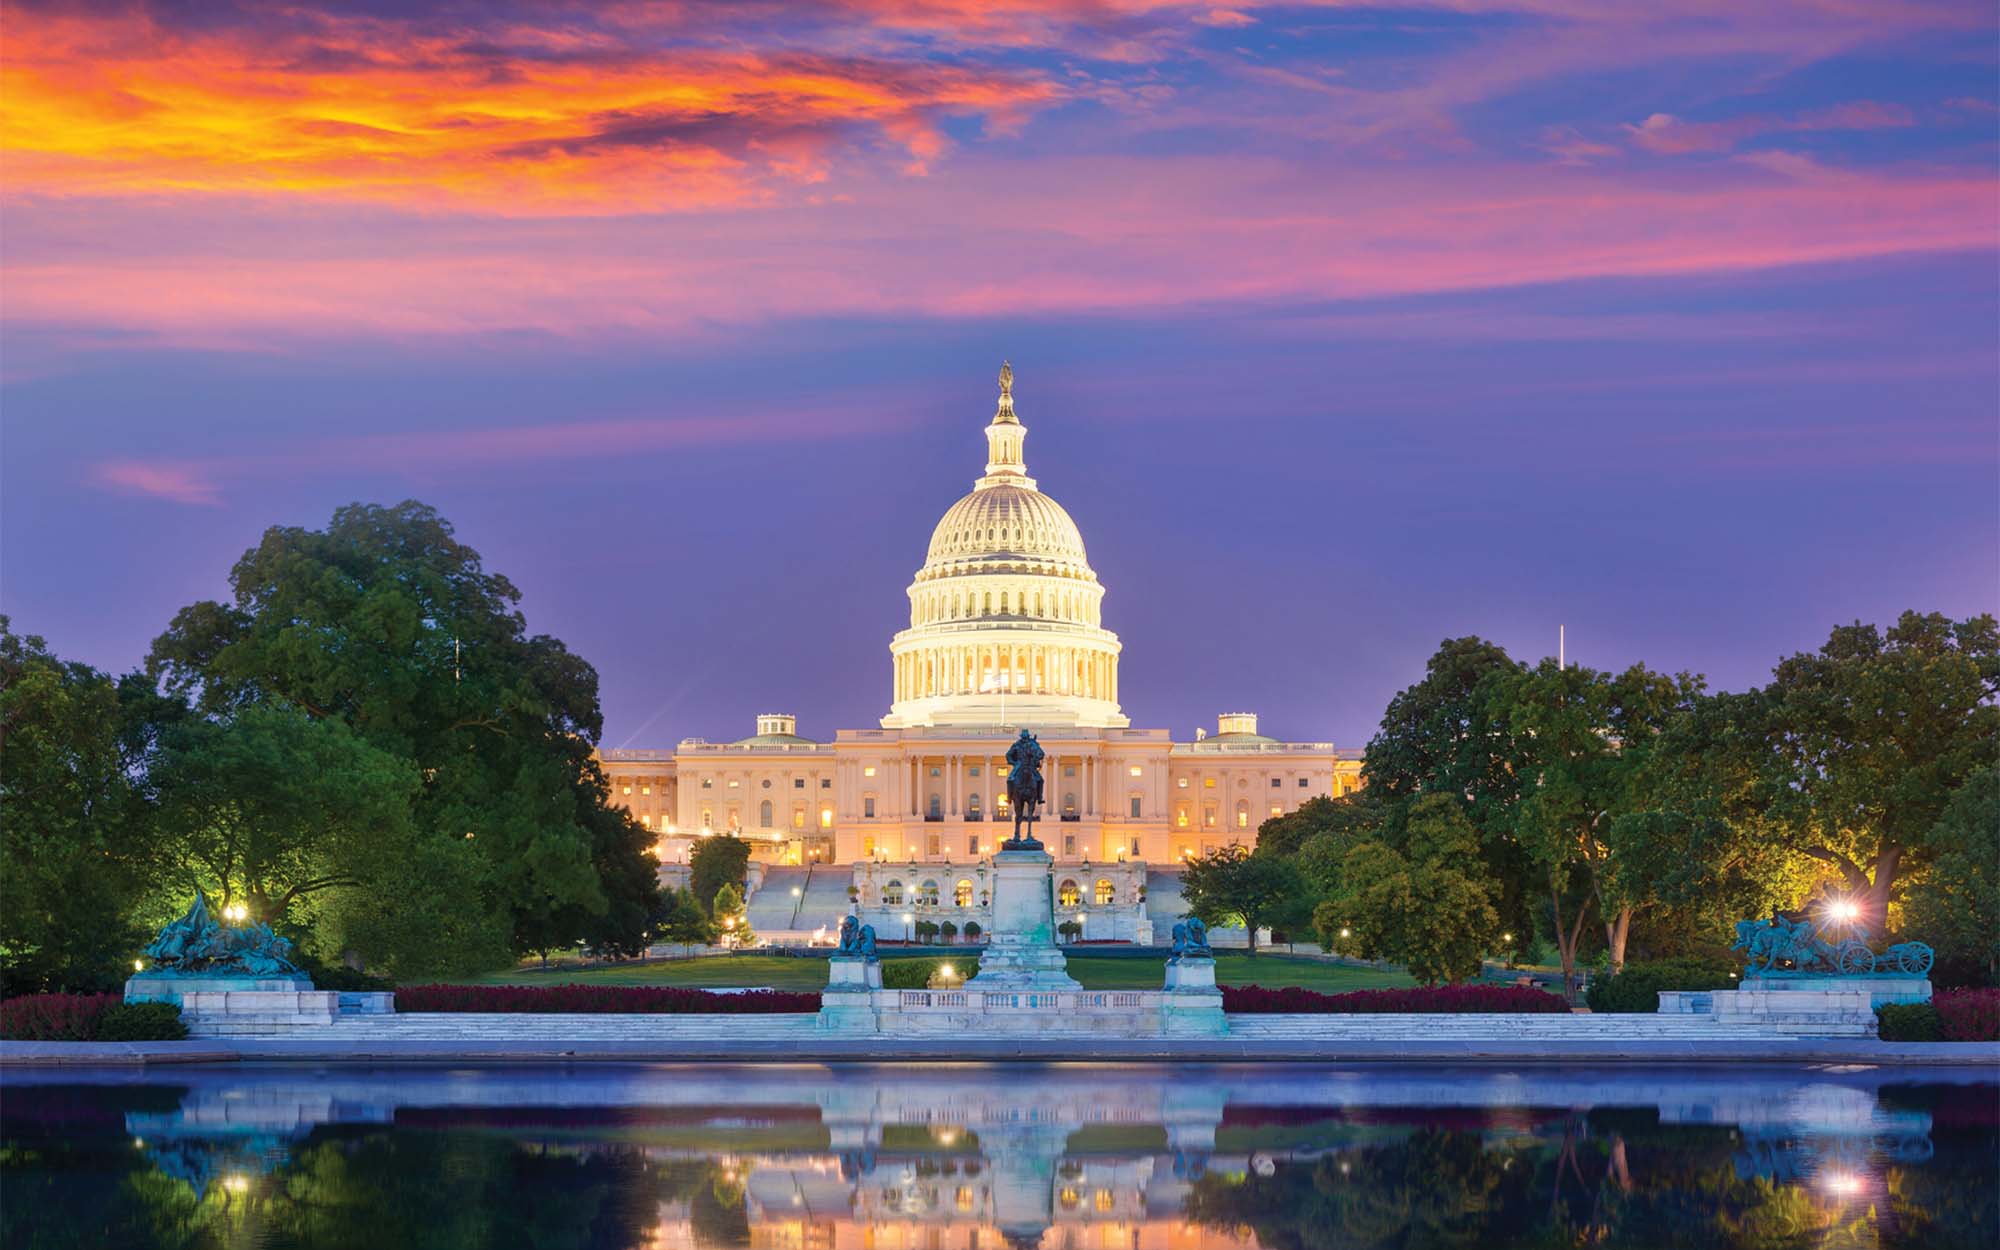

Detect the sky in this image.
[2,0,1995,750]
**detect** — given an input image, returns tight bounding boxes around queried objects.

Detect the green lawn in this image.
[469,950,1413,993]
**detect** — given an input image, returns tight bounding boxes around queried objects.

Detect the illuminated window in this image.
[956,880,974,907]
[1177,777,1188,788]
[1058,879,1081,908]
[728,780,739,788]
[1236,802,1249,828]
[1204,806,1216,828]
[622,785,632,795]
[793,809,806,830]
[864,766,876,778]
[969,793,983,817]
[640,814,652,828]
[1128,766,1142,777]
[862,835,875,856]
[1094,879,1114,905]
[700,808,713,828]
[1176,809,1189,828]
[641,785,650,795]
[1203,777,1216,789]
[1271,805,1282,818]
[820,807,833,828]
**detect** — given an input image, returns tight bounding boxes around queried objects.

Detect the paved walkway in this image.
[5,1035,1996,1067]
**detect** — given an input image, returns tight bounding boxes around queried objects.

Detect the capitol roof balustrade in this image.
[598,749,674,761]
[676,739,833,754]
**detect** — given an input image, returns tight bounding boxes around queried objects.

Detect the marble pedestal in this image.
[1741,976,1932,1009]
[126,974,311,1006]
[818,957,883,1033]
[967,847,1080,991]
[1160,957,1227,1036]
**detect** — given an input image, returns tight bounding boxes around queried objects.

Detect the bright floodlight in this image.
[1832,900,1860,922]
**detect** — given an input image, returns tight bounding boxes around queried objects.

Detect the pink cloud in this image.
[89,460,223,506]
[1627,101,1916,155]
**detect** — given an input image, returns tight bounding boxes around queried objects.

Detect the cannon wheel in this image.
[1896,944,1934,976]
[1834,941,1875,975]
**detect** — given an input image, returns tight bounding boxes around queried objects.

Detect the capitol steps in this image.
[744,865,812,932]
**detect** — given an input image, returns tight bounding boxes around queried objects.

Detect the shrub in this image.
[914,920,939,944]
[963,923,982,941]
[0,993,186,1040]
[881,958,957,990]
[1222,984,1570,1014]
[1877,1002,1943,1042]
[1585,958,1741,1014]
[395,984,818,1013]
[939,921,958,942]
[0,992,120,1040]
[1936,988,2000,1041]
[95,1002,188,1041]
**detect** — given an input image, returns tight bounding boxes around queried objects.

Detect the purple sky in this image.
[2,2,1995,748]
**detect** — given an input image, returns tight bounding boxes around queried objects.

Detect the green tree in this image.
[146,704,421,924]
[711,882,753,946]
[1363,636,1533,941]
[656,888,714,948]
[1751,611,1998,923]
[0,621,154,993]
[689,835,751,917]
[144,501,660,964]
[1900,768,2000,984]
[1178,845,1306,957]
[1324,794,1498,983]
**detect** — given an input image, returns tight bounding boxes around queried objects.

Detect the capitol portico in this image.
[597,365,1360,941]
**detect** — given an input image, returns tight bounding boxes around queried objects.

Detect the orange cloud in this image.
[89,459,222,505]
[0,7,1061,215]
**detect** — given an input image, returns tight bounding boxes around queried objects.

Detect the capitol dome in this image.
[883,364,1127,729]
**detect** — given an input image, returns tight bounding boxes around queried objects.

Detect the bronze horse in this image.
[1004,728,1044,848]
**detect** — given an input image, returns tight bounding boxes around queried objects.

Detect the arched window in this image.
[1058,879,1081,908]
[759,800,773,828]
[955,879,974,907]
[1094,878,1115,905]
[884,880,905,906]
[919,879,940,906]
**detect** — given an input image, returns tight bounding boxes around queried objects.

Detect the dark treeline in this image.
[1,501,663,992]
[1183,615,1997,989]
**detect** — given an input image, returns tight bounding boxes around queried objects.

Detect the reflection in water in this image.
[2,1064,1993,1249]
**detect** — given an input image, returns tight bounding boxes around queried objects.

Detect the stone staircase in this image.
[794,864,857,933]
[191,1012,823,1040]
[744,865,811,934]
[1228,1014,1835,1039]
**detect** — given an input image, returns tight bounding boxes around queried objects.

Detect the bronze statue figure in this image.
[1003,728,1044,849]
[835,913,879,962]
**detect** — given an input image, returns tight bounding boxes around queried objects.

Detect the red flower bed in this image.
[1222,984,1570,1014]
[1936,988,2000,1042]
[395,984,820,1014]
[0,992,120,1040]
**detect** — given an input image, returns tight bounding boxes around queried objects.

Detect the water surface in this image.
[3,1063,1993,1248]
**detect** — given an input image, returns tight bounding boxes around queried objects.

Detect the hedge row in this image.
[0,994,188,1041]
[1585,959,1741,1014]
[1877,989,2000,1042]
[1223,984,1570,1014]
[394,984,820,1013]
[882,957,972,990]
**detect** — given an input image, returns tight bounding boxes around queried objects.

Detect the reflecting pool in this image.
[3,1063,1994,1248]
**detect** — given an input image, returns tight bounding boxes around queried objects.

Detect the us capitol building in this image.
[598,364,1361,942]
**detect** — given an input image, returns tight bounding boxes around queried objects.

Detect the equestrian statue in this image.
[1003,728,1045,849]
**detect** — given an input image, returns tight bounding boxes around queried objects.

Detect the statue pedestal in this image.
[968,848,1079,991]
[126,974,311,1006]
[1740,975,1931,1009]
[818,957,883,1033]
[1161,957,1226,1036]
